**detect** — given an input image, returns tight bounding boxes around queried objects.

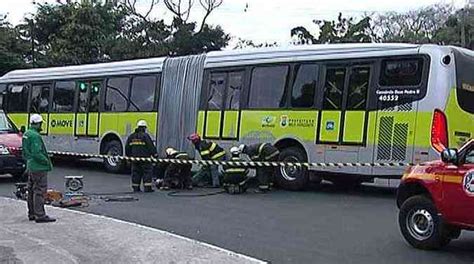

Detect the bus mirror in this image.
[20,126,26,134]
[441,148,459,164]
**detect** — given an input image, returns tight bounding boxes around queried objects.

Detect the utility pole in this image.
[30,19,35,68]
[461,8,466,48]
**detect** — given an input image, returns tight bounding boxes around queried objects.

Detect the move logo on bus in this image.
[261,116,276,128]
[280,115,315,128]
[51,119,73,128]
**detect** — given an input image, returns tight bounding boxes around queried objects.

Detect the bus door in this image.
[318,65,371,160]
[75,81,101,137]
[203,71,244,140]
[29,83,52,135]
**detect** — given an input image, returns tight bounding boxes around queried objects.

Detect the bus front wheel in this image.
[103,140,124,173]
[275,147,309,191]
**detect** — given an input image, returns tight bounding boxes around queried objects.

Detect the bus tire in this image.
[398,195,451,250]
[103,140,124,173]
[275,147,309,191]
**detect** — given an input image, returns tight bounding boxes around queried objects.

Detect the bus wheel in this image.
[275,147,309,191]
[103,140,124,173]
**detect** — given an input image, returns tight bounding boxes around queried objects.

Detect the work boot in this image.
[144,186,155,193]
[35,215,56,223]
[132,186,141,193]
[185,185,193,190]
[28,215,35,221]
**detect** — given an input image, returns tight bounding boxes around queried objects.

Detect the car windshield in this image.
[0,112,15,132]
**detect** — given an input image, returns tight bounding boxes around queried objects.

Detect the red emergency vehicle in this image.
[397,139,474,249]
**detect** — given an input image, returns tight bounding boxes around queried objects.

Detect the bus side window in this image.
[347,67,370,110]
[292,64,319,108]
[323,68,345,110]
[249,65,288,109]
[208,73,226,110]
[225,72,243,110]
[7,84,29,113]
[30,84,51,114]
[105,77,130,112]
[52,81,75,113]
[129,75,156,112]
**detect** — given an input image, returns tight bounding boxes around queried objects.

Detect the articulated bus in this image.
[0,44,472,190]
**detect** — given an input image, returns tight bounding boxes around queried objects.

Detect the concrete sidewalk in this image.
[0,197,265,264]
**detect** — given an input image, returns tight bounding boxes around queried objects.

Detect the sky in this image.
[0,0,468,45]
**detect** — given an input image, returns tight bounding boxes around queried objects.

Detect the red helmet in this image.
[187,133,201,144]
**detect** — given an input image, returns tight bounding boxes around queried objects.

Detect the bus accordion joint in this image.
[431,108,449,153]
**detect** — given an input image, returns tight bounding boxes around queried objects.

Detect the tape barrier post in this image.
[8,147,415,168]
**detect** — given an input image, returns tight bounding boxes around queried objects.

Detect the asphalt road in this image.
[1,159,473,264]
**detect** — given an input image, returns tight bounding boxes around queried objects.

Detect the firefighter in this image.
[239,143,280,192]
[125,120,157,192]
[161,147,193,190]
[187,133,226,187]
[222,147,249,194]
[23,114,56,223]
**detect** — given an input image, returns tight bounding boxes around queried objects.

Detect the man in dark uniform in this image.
[187,133,226,187]
[240,143,279,192]
[222,147,249,194]
[161,147,193,190]
[125,120,157,192]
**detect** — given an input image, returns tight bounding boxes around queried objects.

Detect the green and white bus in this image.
[1,43,472,190]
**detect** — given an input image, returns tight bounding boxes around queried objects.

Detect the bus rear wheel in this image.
[275,147,309,191]
[103,140,124,173]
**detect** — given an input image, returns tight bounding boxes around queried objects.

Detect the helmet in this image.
[166,147,178,156]
[30,114,43,124]
[137,120,147,127]
[230,146,241,156]
[187,133,201,144]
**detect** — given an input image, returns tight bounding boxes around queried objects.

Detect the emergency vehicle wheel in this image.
[103,140,124,173]
[399,195,451,250]
[275,147,309,191]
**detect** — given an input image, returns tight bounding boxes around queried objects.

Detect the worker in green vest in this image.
[22,114,55,223]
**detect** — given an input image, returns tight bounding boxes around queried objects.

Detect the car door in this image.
[441,141,474,226]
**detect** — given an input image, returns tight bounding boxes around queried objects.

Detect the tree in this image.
[121,0,230,56]
[435,8,474,49]
[0,15,30,75]
[291,13,375,45]
[234,38,278,49]
[19,1,128,66]
[371,4,453,44]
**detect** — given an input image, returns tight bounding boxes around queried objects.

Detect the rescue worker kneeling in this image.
[239,143,279,192]
[222,147,249,194]
[125,120,157,193]
[188,133,226,187]
[161,147,193,190]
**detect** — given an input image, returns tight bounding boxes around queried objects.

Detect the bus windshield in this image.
[0,112,15,133]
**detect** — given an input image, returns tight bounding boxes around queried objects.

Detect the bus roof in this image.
[1,43,460,84]
[0,57,165,84]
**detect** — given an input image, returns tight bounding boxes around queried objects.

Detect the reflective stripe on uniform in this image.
[225,168,246,173]
[201,150,210,156]
[175,153,188,159]
[265,150,279,160]
[132,184,140,187]
[258,143,268,156]
[209,143,217,152]
[211,150,226,160]
[143,183,153,186]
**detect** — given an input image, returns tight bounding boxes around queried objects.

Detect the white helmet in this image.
[30,114,43,124]
[230,146,241,155]
[166,147,178,156]
[137,120,147,127]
